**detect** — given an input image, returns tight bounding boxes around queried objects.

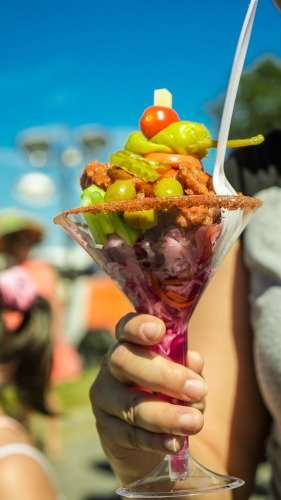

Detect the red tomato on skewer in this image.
[140,106,180,139]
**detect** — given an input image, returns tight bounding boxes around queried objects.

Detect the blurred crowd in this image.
[0,208,134,499]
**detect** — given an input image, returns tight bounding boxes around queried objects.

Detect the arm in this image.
[0,455,56,500]
[189,242,270,499]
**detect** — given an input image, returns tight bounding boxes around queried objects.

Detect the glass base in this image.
[116,454,244,498]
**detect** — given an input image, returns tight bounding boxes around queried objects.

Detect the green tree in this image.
[209,57,281,137]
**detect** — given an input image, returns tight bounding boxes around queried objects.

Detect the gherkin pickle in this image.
[151,121,213,158]
[110,150,160,182]
[125,131,172,155]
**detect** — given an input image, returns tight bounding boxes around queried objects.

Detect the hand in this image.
[90,313,207,485]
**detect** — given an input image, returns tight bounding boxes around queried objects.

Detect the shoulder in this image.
[0,420,31,447]
[0,452,56,500]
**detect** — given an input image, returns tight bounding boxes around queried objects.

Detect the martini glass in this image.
[54,193,260,497]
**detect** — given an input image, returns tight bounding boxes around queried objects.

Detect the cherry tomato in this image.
[140,106,180,139]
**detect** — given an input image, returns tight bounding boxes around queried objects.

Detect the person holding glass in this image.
[90,129,281,499]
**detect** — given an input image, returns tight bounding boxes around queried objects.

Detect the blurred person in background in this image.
[0,210,62,348]
[90,129,281,500]
[0,210,63,345]
[0,265,58,499]
[0,209,81,458]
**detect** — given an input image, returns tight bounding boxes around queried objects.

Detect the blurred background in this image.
[0,0,280,499]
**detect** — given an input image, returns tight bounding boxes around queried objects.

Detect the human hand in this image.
[90,313,207,485]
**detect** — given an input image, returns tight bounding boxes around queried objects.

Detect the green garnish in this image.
[105,180,136,202]
[154,178,184,198]
[81,185,114,244]
[110,150,160,183]
[124,209,157,231]
[81,184,139,246]
[110,213,140,245]
[125,131,172,155]
[151,121,213,158]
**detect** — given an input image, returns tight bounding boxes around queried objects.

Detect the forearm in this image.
[188,243,270,499]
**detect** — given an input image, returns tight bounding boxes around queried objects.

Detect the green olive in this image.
[105,180,136,202]
[154,178,184,198]
[124,209,157,231]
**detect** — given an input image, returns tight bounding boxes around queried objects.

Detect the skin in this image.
[90,243,270,499]
[3,235,63,460]
[0,367,57,500]
[91,316,206,485]
[0,446,57,500]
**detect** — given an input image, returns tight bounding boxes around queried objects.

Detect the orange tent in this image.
[86,275,134,335]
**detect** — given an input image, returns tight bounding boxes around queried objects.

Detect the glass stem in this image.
[167,321,189,481]
[168,438,189,481]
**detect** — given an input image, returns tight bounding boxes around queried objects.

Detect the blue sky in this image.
[0,0,280,249]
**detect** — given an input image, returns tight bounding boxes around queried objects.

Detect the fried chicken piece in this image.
[80,161,111,190]
[207,175,215,193]
[177,165,211,195]
[135,179,154,196]
[159,168,178,179]
[184,172,209,194]
[176,206,220,227]
[108,166,133,181]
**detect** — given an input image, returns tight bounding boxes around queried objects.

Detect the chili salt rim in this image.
[54,194,261,223]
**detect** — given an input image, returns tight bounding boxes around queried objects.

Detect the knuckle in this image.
[116,312,136,340]
[159,363,186,392]
[89,374,102,413]
[154,404,178,434]
[172,365,187,388]
[123,393,141,426]
[109,343,129,375]
[188,350,204,375]
[188,408,204,434]
[89,359,110,414]
[89,381,95,406]
[191,398,206,414]
[154,358,169,387]
[196,355,204,373]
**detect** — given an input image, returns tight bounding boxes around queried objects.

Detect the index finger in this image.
[116,313,166,346]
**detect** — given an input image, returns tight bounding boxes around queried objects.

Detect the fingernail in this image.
[184,379,207,399]
[140,322,163,341]
[164,437,182,453]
